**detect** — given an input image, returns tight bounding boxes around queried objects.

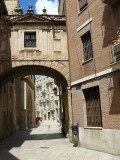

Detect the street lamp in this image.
[53,86,63,98]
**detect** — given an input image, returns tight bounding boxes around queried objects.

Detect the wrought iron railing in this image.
[24,40,36,47]
[108,42,120,64]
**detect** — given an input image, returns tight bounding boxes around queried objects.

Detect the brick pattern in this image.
[65,0,120,129]
[66,0,120,82]
[72,72,120,129]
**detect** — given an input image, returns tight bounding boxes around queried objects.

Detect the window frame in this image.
[79,0,88,12]
[24,32,36,48]
[81,31,93,62]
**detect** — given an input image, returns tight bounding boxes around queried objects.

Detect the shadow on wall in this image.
[108,71,120,116]
[102,3,120,48]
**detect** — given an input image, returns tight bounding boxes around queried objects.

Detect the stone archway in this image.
[0,63,72,139]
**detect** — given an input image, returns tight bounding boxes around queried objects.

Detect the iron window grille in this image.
[81,31,93,62]
[84,86,102,127]
[24,32,36,47]
[79,0,88,11]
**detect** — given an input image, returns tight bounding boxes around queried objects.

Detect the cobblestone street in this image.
[0,120,120,160]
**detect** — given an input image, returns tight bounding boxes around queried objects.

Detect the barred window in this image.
[83,86,102,127]
[24,32,36,47]
[81,31,93,62]
[79,0,88,11]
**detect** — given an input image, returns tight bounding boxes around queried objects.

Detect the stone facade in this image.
[61,0,120,156]
[0,75,35,139]
[20,75,35,129]
[0,0,72,138]
[36,76,60,121]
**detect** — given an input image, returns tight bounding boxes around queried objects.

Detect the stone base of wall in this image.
[79,127,120,155]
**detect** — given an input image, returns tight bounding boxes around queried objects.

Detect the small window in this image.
[81,31,93,62]
[79,0,88,11]
[24,32,36,47]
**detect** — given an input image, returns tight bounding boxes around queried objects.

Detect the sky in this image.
[35,75,40,79]
[19,0,59,15]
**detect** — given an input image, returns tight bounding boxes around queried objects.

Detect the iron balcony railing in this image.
[108,42,120,64]
[24,40,36,47]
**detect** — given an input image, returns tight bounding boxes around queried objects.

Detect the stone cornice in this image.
[7,14,66,25]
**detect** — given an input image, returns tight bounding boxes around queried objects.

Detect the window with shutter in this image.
[81,31,93,62]
[79,0,88,11]
[83,86,102,127]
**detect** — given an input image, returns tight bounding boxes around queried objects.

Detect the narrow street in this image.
[0,121,119,160]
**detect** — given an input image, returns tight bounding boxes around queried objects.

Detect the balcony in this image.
[37,83,42,88]
[102,0,119,5]
[43,110,47,115]
[42,89,46,94]
[36,106,39,111]
[54,96,59,101]
[46,79,53,84]
[47,106,50,111]
[50,105,54,111]
[40,107,43,112]
[39,98,46,103]
[46,97,50,101]
[109,42,120,69]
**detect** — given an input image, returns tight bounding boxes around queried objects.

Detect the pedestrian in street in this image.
[37,119,40,126]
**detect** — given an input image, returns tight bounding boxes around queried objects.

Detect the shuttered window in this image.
[79,0,88,11]
[84,86,102,127]
[81,31,93,62]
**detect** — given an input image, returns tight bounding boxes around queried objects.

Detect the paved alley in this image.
[0,120,120,160]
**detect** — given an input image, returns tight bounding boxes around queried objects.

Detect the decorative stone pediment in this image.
[10,14,53,23]
[9,14,66,24]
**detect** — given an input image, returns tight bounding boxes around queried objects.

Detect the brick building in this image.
[59,0,120,155]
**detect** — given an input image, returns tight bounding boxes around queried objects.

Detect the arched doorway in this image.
[0,64,72,139]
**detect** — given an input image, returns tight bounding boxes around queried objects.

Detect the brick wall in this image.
[72,71,120,129]
[66,0,120,82]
